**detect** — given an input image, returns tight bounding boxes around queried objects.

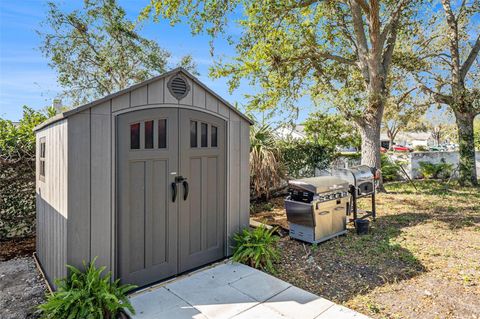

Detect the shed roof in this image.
[35,67,253,131]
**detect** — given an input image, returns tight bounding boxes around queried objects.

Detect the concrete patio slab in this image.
[129,261,370,319]
[263,286,334,319]
[229,271,290,302]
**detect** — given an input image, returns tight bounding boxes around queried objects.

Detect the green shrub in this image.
[414,145,428,152]
[38,258,136,319]
[381,154,402,182]
[232,226,280,273]
[418,160,453,180]
[277,139,334,178]
[0,106,56,239]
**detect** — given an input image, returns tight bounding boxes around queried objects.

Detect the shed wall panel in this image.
[206,92,218,113]
[192,83,206,109]
[227,120,241,253]
[148,79,164,104]
[112,93,130,112]
[131,86,148,107]
[67,111,91,269]
[239,122,250,229]
[35,120,68,287]
[90,102,112,271]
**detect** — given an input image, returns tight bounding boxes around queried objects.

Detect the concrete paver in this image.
[129,261,370,319]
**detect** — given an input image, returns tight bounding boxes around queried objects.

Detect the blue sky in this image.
[1,1,309,122]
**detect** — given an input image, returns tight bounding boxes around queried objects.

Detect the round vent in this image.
[167,74,190,100]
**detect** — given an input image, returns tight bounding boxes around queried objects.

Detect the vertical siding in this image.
[239,121,250,229]
[67,110,91,269]
[35,120,68,287]
[90,101,112,271]
[227,112,242,253]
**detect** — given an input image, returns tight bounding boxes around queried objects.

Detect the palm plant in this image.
[250,124,284,199]
[38,257,136,319]
[232,226,280,273]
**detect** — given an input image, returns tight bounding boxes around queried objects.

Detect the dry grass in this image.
[252,180,480,319]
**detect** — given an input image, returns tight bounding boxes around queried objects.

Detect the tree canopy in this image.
[39,0,198,105]
[304,112,361,151]
[142,0,422,178]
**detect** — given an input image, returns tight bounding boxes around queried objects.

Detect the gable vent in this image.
[167,74,190,100]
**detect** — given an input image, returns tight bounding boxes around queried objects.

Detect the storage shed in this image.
[35,68,252,288]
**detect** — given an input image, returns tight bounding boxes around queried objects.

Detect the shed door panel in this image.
[178,109,226,272]
[117,109,178,286]
[117,107,226,286]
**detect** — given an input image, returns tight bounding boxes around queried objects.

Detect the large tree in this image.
[142,0,418,177]
[39,0,197,105]
[304,112,361,151]
[383,86,428,149]
[415,0,479,185]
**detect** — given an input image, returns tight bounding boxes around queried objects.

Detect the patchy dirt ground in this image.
[252,180,480,319]
[0,238,47,319]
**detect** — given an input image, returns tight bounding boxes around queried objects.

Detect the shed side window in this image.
[190,121,197,148]
[201,123,208,147]
[158,119,167,149]
[144,120,154,149]
[39,138,46,180]
[211,126,218,147]
[130,123,140,149]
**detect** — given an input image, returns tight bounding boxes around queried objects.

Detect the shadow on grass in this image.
[267,180,480,303]
[275,211,431,303]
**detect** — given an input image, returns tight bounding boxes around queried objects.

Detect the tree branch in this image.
[460,34,480,80]
[354,0,370,14]
[418,82,453,105]
[379,0,411,48]
[349,0,370,82]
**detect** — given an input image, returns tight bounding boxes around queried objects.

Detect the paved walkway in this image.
[128,261,370,319]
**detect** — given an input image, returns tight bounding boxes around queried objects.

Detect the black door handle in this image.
[171,182,177,202]
[183,180,189,200]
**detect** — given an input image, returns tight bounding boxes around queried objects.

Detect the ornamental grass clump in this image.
[232,226,280,273]
[38,257,136,319]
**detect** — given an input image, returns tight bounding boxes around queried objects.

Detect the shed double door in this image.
[117,108,226,286]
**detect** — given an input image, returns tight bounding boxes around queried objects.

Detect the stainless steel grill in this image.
[285,176,349,244]
[332,165,377,221]
[332,165,375,196]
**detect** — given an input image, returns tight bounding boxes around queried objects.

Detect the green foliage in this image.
[381,154,402,182]
[414,145,428,152]
[0,106,55,239]
[418,161,453,180]
[39,0,197,105]
[39,258,136,319]
[277,139,333,179]
[304,112,361,150]
[249,124,284,199]
[232,226,280,273]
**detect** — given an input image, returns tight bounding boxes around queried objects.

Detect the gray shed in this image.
[35,68,252,288]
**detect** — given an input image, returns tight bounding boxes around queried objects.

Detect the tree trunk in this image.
[455,111,478,186]
[357,115,383,189]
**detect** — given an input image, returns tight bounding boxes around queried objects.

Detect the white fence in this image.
[407,151,480,179]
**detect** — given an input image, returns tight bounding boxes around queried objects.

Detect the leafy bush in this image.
[232,226,280,273]
[414,145,428,152]
[278,139,333,178]
[0,106,55,239]
[39,258,136,319]
[381,154,402,182]
[250,124,285,199]
[418,160,453,180]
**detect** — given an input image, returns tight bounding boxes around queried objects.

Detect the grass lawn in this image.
[251,180,480,319]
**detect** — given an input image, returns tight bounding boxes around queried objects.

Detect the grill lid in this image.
[332,165,374,186]
[288,176,349,194]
